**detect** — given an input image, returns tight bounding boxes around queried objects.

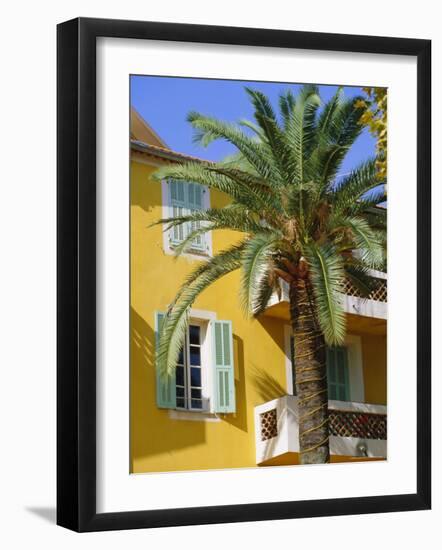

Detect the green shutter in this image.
[187,183,205,250]
[155,312,176,409]
[212,320,236,413]
[337,347,350,401]
[169,181,205,250]
[170,181,185,203]
[169,181,186,246]
[326,346,350,401]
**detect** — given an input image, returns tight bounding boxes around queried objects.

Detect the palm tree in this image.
[152,85,386,464]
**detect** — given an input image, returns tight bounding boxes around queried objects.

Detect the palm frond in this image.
[216,151,259,174]
[341,216,385,269]
[285,85,321,185]
[245,87,278,122]
[313,96,366,187]
[240,233,281,317]
[279,89,296,128]
[252,271,277,317]
[328,96,366,147]
[157,207,267,257]
[158,244,245,377]
[238,119,266,139]
[154,206,265,234]
[317,87,343,139]
[245,88,303,184]
[348,188,387,216]
[152,162,282,218]
[171,242,247,306]
[187,111,277,180]
[170,225,212,256]
[305,243,346,345]
[343,263,380,298]
[331,159,382,213]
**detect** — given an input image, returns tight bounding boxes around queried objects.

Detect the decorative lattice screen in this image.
[342,278,387,302]
[328,410,387,440]
[260,408,278,441]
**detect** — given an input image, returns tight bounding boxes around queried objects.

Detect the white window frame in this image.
[161,179,213,260]
[174,318,208,412]
[168,309,220,421]
[284,327,365,403]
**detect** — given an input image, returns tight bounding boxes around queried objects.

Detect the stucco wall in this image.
[361,334,387,405]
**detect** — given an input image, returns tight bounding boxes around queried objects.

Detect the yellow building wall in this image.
[130,158,387,474]
[361,334,387,405]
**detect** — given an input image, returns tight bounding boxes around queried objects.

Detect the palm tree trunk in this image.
[290,279,330,464]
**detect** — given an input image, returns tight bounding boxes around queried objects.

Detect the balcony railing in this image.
[265,272,387,320]
[254,395,387,465]
[342,277,387,303]
[329,408,387,440]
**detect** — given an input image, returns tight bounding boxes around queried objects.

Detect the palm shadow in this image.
[250,365,287,403]
[131,307,206,470]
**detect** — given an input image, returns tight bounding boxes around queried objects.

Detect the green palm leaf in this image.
[187,111,278,181]
[332,159,384,213]
[305,243,346,345]
[240,233,281,316]
[158,244,244,377]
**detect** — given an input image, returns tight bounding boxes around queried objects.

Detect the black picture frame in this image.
[57,17,431,532]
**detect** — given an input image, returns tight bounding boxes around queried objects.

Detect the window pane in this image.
[176,397,185,408]
[191,388,202,399]
[190,367,201,387]
[337,364,345,384]
[191,399,203,409]
[177,348,184,365]
[189,325,200,345]
[176,366,184,387]
[188,183,195,205]
[195,186,202,207]
[176,386,185,398]
[328,361,336,383]
[190,346,201,366]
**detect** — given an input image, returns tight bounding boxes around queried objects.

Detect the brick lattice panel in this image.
[260,408,278,441]
[328,410,387,440]
[342,278,387,302]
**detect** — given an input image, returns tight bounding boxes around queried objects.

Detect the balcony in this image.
[254,395,387,466]
[264,272,387,328]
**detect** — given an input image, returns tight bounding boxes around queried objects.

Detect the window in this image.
[176,324,205,410]
[327,346,350,401]
[168,181,207,253]
[285,328,350,401]
[155,313,236,414]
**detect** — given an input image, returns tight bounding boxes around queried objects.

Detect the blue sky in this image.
[131,75,376,177]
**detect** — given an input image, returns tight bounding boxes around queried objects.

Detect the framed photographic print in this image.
[57,17,431,532]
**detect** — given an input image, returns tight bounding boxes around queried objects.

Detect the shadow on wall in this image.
[250,366,287,404]
[130,307,207,469]
[257,316,287,357]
